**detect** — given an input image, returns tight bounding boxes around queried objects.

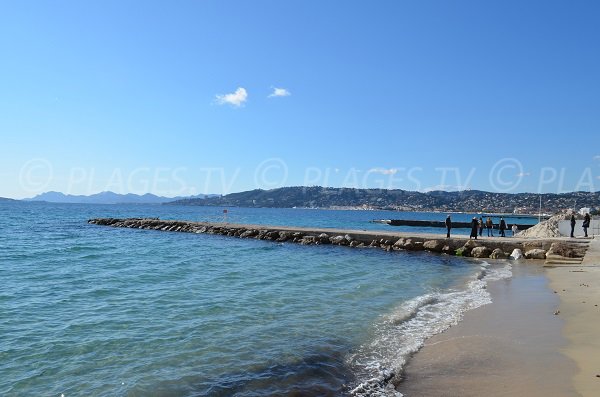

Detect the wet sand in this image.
[397,262,579,397]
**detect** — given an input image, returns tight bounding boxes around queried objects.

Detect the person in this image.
[486,217,494,237]
[499,217,507,237]
[470,217,479,239]
[583,213,591,238]
[445,215,452,238]
[478,217,484,237]
[570,214,576,238]
[511,224,518,236]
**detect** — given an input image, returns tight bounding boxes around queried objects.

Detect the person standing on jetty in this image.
[511,224,518,236]
[445,215,452,238]
[499,217,507,237]
[478,217,484,237]
[583,213,591,237]
[486,217,494,237]
[570,214,576,238]
[470,217,479,239]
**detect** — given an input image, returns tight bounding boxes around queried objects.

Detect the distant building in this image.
[579,207,591,215]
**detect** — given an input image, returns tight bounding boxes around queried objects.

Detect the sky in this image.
[1,0,599,199]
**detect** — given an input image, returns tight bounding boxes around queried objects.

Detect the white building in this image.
[579,207,591,215]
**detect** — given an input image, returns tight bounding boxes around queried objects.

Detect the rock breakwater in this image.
[88,218,588,262]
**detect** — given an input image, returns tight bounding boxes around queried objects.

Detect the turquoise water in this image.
[1,203,512,396]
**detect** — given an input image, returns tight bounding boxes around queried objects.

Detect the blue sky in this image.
[1,0,599,198]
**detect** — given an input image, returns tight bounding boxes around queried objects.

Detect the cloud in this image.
[268,87,291,98]
[594,155,600,161]
[215,87,248,107]
[516,172,531,177]
[368,168,399,175]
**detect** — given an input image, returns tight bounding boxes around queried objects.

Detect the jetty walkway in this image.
[88,218,591,263]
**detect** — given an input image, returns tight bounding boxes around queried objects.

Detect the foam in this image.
[348,261,512,397]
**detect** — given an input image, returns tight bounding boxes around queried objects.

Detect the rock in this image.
[317,233,330,244]
[471,246,492,258]
[350,240,361,247]
[392,238,406,250]
[546,242,579,258]
[330,235,346,245]
[455,247,467,256]
[423,240,444,252]
[300,236,316,245]
[509,248,523,260]
[344,234,354,243]
[240,229,258,238]
[442,245,455,255]
[490,248,509,259]
[463,240,481,250]
[524,248,547,260]
[276,231,291,242]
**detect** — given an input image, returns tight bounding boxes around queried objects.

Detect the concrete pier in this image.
[88,218,590,262]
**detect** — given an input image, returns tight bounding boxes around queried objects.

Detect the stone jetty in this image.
[88,218,590,263]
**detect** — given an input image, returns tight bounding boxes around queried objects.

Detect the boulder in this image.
[525,249,547,260]
[442,245,456,255]
[317,233,330,244]
[509,249,523,260]
[240,229,258,238]
[392,238,406,250]
[490,248,509,259]
[276,231,291,242]
[423,240,444,253]
[300,236,316,245]
[471,246,492,258]
[330,235,346,245]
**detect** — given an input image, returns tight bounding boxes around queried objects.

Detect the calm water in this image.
[1,203,515,396]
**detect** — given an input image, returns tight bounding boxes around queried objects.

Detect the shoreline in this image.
[397,260,579,396]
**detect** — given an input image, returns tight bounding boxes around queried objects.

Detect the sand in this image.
[546,237,600,397]
[397,263,578,397]
[398,237,600,397]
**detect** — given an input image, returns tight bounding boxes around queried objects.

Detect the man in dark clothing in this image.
[478,217,484,237]
[445,215,451,238]
[570,214,576,238]
[499,217,507,237]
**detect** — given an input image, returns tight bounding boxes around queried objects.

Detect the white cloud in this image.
[594,155,600,161]
[268,87,291,98]
[368,168,399,175]
[215,87,248,107]
[516,172,531,177]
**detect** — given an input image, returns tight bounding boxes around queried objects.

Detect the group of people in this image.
[445,215,517,239]
[570,213,592,238]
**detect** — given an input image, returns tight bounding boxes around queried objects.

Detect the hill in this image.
[167,186,600,214]
[25,191,217,204]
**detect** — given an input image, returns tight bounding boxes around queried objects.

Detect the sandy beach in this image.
[398,237,600,397]
[547,237,600,397]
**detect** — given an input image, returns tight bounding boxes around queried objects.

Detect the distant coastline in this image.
[165,186,600,214]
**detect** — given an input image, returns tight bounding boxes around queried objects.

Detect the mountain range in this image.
[167,186,600,214]
[25,191,218,204]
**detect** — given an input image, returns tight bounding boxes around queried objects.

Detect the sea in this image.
[0,202,535,396]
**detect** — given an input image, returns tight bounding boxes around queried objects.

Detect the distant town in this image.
[168,186,600,215]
